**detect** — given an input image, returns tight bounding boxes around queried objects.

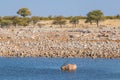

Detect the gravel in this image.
[0,27,120,58]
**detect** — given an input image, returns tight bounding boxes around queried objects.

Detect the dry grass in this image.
[37,19,120,28]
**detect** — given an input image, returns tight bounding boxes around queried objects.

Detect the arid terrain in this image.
[38,19,120,28]
[0,20,120,58]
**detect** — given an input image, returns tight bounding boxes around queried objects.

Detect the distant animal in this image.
[61,64,77,71]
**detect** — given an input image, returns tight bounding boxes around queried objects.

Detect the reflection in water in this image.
[0,58,120,80]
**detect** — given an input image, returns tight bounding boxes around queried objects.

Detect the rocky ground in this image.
[0,26,120,58]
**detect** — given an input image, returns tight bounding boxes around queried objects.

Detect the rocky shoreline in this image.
[0,26,120,58]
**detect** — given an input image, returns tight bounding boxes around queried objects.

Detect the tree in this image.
[85,10,104,27]
[85,17,92,25]
[116,14,120,19]
[17,8,31,17]
[52,16,66,27]
[48,15,53,20]
[0,17,2,23]
[69,16,79,27]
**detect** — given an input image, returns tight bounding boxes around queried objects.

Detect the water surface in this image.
[0,58,120,80]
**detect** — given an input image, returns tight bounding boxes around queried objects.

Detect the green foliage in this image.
[17,8,31,17]
[69,16,79,27]
[0,17,2,23]
[31,16,40,25]
[0,17,12,27]
[48,15,53,20]
[17,17,30,26]
[39,16,51,20]
[0,16,31,27]
[66,16,86,20]
[116,14,120,19]
[85,10,104,26]
[66,16,73,20]
[0,20,12,28]
[78,16,86,19]
[11,16,20,27]
[2,16,13,20]
[52,16,66,27]
[85,17,92,24]
[104,16,116,19]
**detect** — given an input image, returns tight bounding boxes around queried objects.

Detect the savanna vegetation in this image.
[0,8,120,28]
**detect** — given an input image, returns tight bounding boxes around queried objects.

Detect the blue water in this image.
[0,58,120,80]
